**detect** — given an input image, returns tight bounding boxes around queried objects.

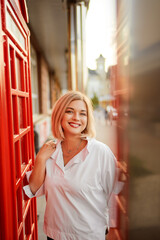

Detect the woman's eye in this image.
[66,110,73,114]
[80,113,87,116]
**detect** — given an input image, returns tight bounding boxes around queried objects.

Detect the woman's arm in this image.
[29,140,56,195]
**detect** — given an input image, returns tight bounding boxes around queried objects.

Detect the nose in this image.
[72,112,80,121]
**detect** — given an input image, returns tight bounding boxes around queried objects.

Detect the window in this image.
[31,45,39,115]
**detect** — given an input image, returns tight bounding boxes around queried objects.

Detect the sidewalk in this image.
[94,114,117,157]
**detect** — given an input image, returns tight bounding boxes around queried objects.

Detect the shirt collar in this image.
[51,137,94,158]
[50,140,64,171]
[50,138,95,171]
[86,137,95,152]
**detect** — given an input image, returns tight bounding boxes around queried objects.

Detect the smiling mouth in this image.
[68,122,81,128]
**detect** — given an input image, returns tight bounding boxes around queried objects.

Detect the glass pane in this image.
[18,227,24,240]
[12,95,19,134]
[24,205,31,236]
[22,177,29,210]
[15,55,22,90]
[20,135,28,168]
[14,141,21,179]
[18,97,26,129]
[16,186,22,227]
[26,98,30,127]
[28,132,32,160]
[31,45,39,114]
[10,47,16,89]
[6,9,25,49]
[25,62,28,92]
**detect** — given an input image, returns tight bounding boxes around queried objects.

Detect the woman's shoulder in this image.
[88,138,117,167]
[88,138,112,153]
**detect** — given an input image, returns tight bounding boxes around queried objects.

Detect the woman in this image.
[24,91,118,240]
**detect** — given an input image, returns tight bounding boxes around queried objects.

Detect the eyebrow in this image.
[66,107,87,112]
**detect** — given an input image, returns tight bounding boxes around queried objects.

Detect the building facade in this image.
[87,54,111,108]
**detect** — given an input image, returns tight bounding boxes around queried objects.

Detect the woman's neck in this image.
[61,136,87,165]
[62,136,81,150]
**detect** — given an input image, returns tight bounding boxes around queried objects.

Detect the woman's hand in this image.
[29,140,56,195]
[36,140,56,162]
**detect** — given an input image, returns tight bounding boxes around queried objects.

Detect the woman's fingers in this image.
[36,140,56,162]
[46,140,56,150]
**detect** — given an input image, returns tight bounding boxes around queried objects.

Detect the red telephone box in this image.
[0,0,38,239]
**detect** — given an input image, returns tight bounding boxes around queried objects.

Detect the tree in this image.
[91,93,99,109]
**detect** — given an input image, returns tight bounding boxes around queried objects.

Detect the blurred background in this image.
[0,0,160,239]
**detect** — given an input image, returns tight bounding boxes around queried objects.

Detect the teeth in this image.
[69,123,80,127]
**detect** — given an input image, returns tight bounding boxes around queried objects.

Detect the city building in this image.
[87,54,111,108]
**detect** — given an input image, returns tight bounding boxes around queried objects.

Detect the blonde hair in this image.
[51,91,96,140]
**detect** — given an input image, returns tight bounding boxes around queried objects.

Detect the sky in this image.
[86,0,117,71]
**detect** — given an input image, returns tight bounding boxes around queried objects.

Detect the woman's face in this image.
[61,100,88,137]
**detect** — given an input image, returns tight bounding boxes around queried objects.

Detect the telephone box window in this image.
[6,9,25,49]
[31,45,39,115]
[15,56,22,90]
[18,97,26,129]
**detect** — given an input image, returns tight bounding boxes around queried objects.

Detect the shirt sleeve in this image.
[113,167,124,195]
[101,146,123,200]
[23,170,45,198]
[101,147,116,197]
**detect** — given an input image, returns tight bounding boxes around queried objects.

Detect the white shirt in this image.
[23,138,118,240]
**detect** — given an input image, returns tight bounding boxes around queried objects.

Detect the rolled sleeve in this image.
[113,167,124,195]
[101,147,118,199]
[23,170,45,198]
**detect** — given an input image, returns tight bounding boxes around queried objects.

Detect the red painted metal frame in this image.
[108,3,129,240]
[0,0,38,239]
[0,9,15,240]
[112,51,129,239]
[3,0,28,55]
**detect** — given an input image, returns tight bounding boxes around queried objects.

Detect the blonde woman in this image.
[24,91,118,240]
